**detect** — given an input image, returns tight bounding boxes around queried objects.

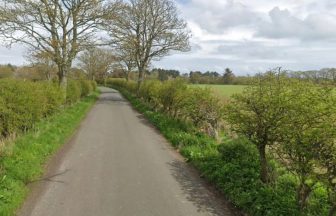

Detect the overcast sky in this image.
[1,0,336,75]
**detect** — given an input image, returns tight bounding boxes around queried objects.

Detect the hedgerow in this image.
[107,78,332,216]
[0,91,98,216]
[0,79,95,140]
[108,79,224,139]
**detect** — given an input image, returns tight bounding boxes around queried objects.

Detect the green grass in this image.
[192,84,246,98]
[0,92,99,216]
[111,84,330,216]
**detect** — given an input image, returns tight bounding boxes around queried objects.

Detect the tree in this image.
[116,42,137,82]
[78,48,116,81]
[28,51,57,81]
[0,0,119,89]
[275,83,336,212]
[153,68,180,81]
[223,68,235,84]
[225,71,291,183]
[318,142,336,216]
[106,0,190,91]
[189,71,202,84]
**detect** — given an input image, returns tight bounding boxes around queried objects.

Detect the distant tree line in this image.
[108,67,254,85]
[4,60,336,88]
[287,68,336,84]
[0,63,89,81]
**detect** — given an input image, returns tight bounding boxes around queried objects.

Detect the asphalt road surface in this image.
[19,87,236,216]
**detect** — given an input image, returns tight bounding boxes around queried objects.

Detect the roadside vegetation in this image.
[0,79,98,216]
[192,84,246,99]
[1,0,335,215]
[106,72,336,216]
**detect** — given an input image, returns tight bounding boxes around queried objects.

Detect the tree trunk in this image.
[137,69,144,95]
[57,64,69,103]
[125,70,129,82]
[258,144,269,183]
[297,182,311,213]
[60,75,67,89]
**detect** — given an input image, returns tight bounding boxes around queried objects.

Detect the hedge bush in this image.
[0,78,95,140]
[79,80,93,97]
[107,78,224,138]
[91,80,97,91]
[108,79,331,216]
[66,80,81,104]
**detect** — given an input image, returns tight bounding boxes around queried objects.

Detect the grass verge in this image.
[0,91,99,216]
[110,85,330,216]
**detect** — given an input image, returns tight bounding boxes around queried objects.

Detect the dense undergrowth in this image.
[0,79,98,216]
[108,79,331,216]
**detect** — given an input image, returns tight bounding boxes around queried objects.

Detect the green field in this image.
[192,84,246,98]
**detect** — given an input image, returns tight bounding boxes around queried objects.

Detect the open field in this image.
[192,84,246,98]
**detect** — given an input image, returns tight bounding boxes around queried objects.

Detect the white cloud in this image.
[2,0,336,75]
[161,0,336,74]
[0,45,26,65]
[257,7,336,41]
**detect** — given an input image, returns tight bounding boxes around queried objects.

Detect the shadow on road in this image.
[98,90,127,104]
[168,160,240,216]
[28,169,70,184]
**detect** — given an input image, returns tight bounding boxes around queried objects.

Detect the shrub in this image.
[110,79,332,215]
[79,80,93,97]
[66,80,81,104]
[182,87,224,138]
[0,80,45,136]
[139,80,161,109]
[218,138,260,172]
[0,79,93,140]
[39,82,64,115]
[91,80,97,91]
[0,79,66,139]
[107,79,225,138]
[157,79,188,117]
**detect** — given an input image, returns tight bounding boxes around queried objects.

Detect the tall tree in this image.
[78,48,116,81]
[116,42,137,81]
[0,0,119,89]
[275,83,336,212]
[106,0,191,91]
[223,68,235,84]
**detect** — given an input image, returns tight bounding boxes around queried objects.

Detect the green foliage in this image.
[192,84,245,98]
[139,80,161,108]
[108,78,224,138]
[91,80,97,91]
[0,79,63,138]
[222,68,235,84]
[66,80,81,104]
[157,79,188,116]
[183,87,224,137]
[275,82,336,212]
[0,79,94,142]
[111,77,333,216]
[79,79,93,97]
[40,82,64,115]
[225,72,292,183]
[0,92,98,216]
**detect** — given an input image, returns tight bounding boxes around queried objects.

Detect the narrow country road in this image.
[19,87,236,216]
